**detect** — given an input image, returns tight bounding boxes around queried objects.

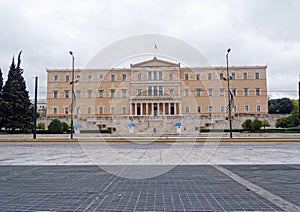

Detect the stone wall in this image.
[38,114,289,133]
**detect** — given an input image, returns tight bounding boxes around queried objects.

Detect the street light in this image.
[69,51,75,139]
[226,48,233,138]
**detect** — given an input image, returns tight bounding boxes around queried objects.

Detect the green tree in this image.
[268,98,294,114]
[0,68,3,130]
[251,119,262,132]
[62,122,69,133]
[275,117,289,128]
[242,119,252,131]
[37,122,46,130]
[2,52,32,132]
[48,119,63,133]
[261,120,270,129]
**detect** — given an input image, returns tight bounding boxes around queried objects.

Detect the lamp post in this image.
[69,51,75,139]
[226,48,233,138]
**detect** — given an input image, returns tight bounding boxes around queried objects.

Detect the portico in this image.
[130,98,182,116]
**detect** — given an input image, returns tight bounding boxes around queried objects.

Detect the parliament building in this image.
[46,57,268,133]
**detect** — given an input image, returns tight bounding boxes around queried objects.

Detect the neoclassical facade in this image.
[46,57,268,132]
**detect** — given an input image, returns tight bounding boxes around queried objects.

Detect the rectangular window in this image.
[243,72,248,80]
[53,91,58,98]
[184,89,190,96]
[76,75,80,82]
[219,88,225,96]
[148,72,152,80]
[232,88,237,96]
[99,75,103,81]
[65,90,70,98]
[208,89,213,96]
[122,89,127,97]
[88,75,92,82]
[169,89,174,96]
[185,106,190,113]
[110,107,115,114]
[233,105,237,112]
[111,75,115,81]
[154,71,158,80]
[208,105,213,112]
[148,86,152,96]
[76,106,80,115]
[256,105,261,112]
[153,86,158,96]
[137,73,142,80]
[196,73,201,80]
[99,107,104,114]
[169,74,173,80]
[184,73,189,80]
[53,107,58,114]
[196,88,201,97]
[255,72,260,79]
[244,105,249,112]
[65,75,69,82]
[76,90,81,98]
[197,106,201,113]
[243,88,249,96]
[87,107,92,114]
[87,90,93,98]
[122,74,126,81]
[255,88,261,96]
[208,73,212,80]
[54,75,58,82]
[137,89,142,96]
[159,71,163,80]
[221,105,225,113]
[110,90,115,98]
[122,106,127,114]
[159,86,163,96]
[219,73,224,80]
[99,90,104,98]
[231,72,236,80]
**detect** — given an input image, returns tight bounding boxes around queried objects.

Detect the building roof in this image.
[130,57,180,68]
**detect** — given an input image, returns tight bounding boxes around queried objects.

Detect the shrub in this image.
[48,119,63,133]
[276,117,289,128]
[251,119,262,132]
[37,122,46,130]
[62,122,69,133]
[242,119,252,131]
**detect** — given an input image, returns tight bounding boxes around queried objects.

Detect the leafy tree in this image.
[0,68,3,130]
[251,119,262,132]
[48,119,63,133]
[261,120,270,129]
[242,119,252,131]
[268,98,294,114]
[275,117,289,128]
[62,122,69,133]
[1,52,32,132]
[37,122,46,130]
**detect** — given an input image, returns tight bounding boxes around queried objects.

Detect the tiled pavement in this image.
[0,165,299,211]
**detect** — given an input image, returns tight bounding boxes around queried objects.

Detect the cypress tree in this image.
[2,51,32,132]
[0,68,3,130]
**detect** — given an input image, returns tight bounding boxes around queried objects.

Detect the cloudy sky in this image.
[0,0,299,99]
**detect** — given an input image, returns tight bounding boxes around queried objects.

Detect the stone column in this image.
[146,102,149,116]
[152,102,154,116]
[179,102,182,115]
[168,102,171,115]
[157,102,160,116]
[135,103,137,116]
[174,102,177,115]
